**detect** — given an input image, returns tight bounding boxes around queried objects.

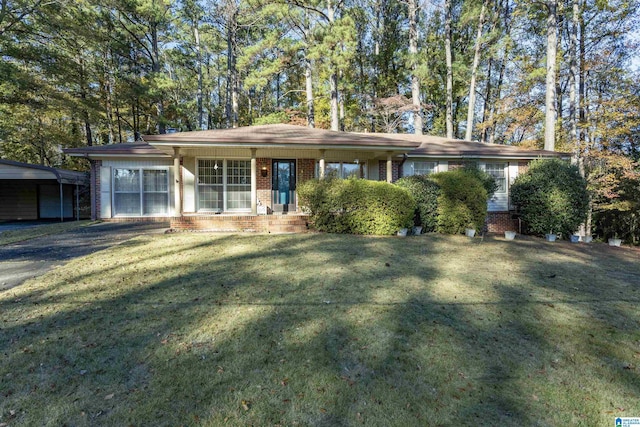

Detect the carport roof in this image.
[0,159,88,185]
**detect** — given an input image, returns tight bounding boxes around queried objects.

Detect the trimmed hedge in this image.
[431,170,488,234]
[297,177,415,235]
[510,159,589,237]
[395,175,440,232]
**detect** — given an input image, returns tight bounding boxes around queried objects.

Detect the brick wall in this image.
[378,160,400,182]
[518,161,530,175]
[298,159,316,183]
[171,214,309,233]
[257,158,272,210]
[486,212,519,233]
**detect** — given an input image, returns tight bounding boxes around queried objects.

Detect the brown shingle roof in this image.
[64,143,168,157]
[371,133,567,159]
[142,124,420,149]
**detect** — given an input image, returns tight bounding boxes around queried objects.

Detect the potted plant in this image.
[583,235,593,243]
[397,228,408,237]
[545,231,557,242]
[504,231,516,241]
[412,225,423,235]
[465,227,476,238]
[570,234,580,243]
[608,234,622,247]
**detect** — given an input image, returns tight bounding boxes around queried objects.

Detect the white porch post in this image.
[319,149,326,179]
[173,147,182,216]
[386,152,393,183]
[250,148,257,215]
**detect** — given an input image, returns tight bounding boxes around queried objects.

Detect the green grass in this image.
[1,233,639,426]
[0,220,93,246]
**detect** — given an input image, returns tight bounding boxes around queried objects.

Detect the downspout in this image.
[76,180,80,221]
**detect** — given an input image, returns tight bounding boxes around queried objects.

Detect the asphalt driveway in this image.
[0,222,169,291]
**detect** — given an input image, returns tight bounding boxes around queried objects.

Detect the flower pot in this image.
[412,226,423,235]
[397,228,408,237]
[570,234,580,243]
[465,228,476,238]
[583,235,593,243]
[545,234,557,242]
[608,238,622,247]
[504,231,516,241]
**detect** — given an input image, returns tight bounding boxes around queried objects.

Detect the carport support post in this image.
[173,147,182,216]
[250,148,257,215]
[386,152,393,183]
[59,181,64,222]
[319,149,326,179]
[76,181,80,221]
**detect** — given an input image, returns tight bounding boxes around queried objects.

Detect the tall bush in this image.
[431,170,488,234]
[395,175,440,232]
[462,162,498,198]
[510,159,589,237]
[297,177,415,235]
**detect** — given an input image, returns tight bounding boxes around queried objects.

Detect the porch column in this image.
[250,148,257,215]
[173,147,182,216]
[319,149,326,179]
[386,151,393,183]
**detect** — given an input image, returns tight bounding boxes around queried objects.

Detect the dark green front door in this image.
[272,159,296,213]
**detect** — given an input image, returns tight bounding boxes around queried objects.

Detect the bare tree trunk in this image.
[445,0,454,139]
[305,57,315,128]
[465,0,488,141]
[544,0,557,151]
[328,0,339,131]
[151,23,165,134]
[408,0,422,134]
[194,24,204,130]
[225,4,239,129]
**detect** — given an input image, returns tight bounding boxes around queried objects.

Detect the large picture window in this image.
[318,162,365,179]
[197,159,251,212]
[484,162,507,193]
[113,168,169,216]
[226,160,251,210]
[403,161,437,176]
[197,159,223,211]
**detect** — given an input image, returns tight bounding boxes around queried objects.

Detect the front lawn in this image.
[1,233,638,426]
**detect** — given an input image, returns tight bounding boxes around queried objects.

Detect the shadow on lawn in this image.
[0,234,638,426]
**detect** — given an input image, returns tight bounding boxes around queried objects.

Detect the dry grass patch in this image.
[0,233,639,426]
[0,221,93,246]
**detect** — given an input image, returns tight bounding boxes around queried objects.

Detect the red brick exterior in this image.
[378,160,401,182]
[297,159,316,183]
[486,212,519,233]
[518,161,530,175]
[171,214,309,233]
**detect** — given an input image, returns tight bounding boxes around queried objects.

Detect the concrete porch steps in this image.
[170,214,310,233]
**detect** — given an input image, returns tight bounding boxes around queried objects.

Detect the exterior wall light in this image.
[261,166,268,177]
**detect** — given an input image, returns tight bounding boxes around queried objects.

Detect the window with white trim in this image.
[403,161,437,176]
[484,162,507,193]
[226,160,251,210]
[113,168,169,216]
[318,162,365,179]
[197,159,223,211]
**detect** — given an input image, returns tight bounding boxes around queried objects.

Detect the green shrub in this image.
[297,177,415,235]
[431,170,488,234]
[462,162,499,198]
[510,159,589,237]
[395,175,440,232]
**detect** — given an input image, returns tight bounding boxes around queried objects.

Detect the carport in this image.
[0,160,89,221]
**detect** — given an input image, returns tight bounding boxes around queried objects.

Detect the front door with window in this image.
[272,159,296,213]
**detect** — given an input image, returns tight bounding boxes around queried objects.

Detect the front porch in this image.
[170,213,310,233]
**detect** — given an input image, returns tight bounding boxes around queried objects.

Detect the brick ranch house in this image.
[64,124,566,233]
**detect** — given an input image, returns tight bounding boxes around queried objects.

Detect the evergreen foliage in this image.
[511,159,589,238]
[395,175,440,232]
[297,177,415,235]
[431,170,489,234]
